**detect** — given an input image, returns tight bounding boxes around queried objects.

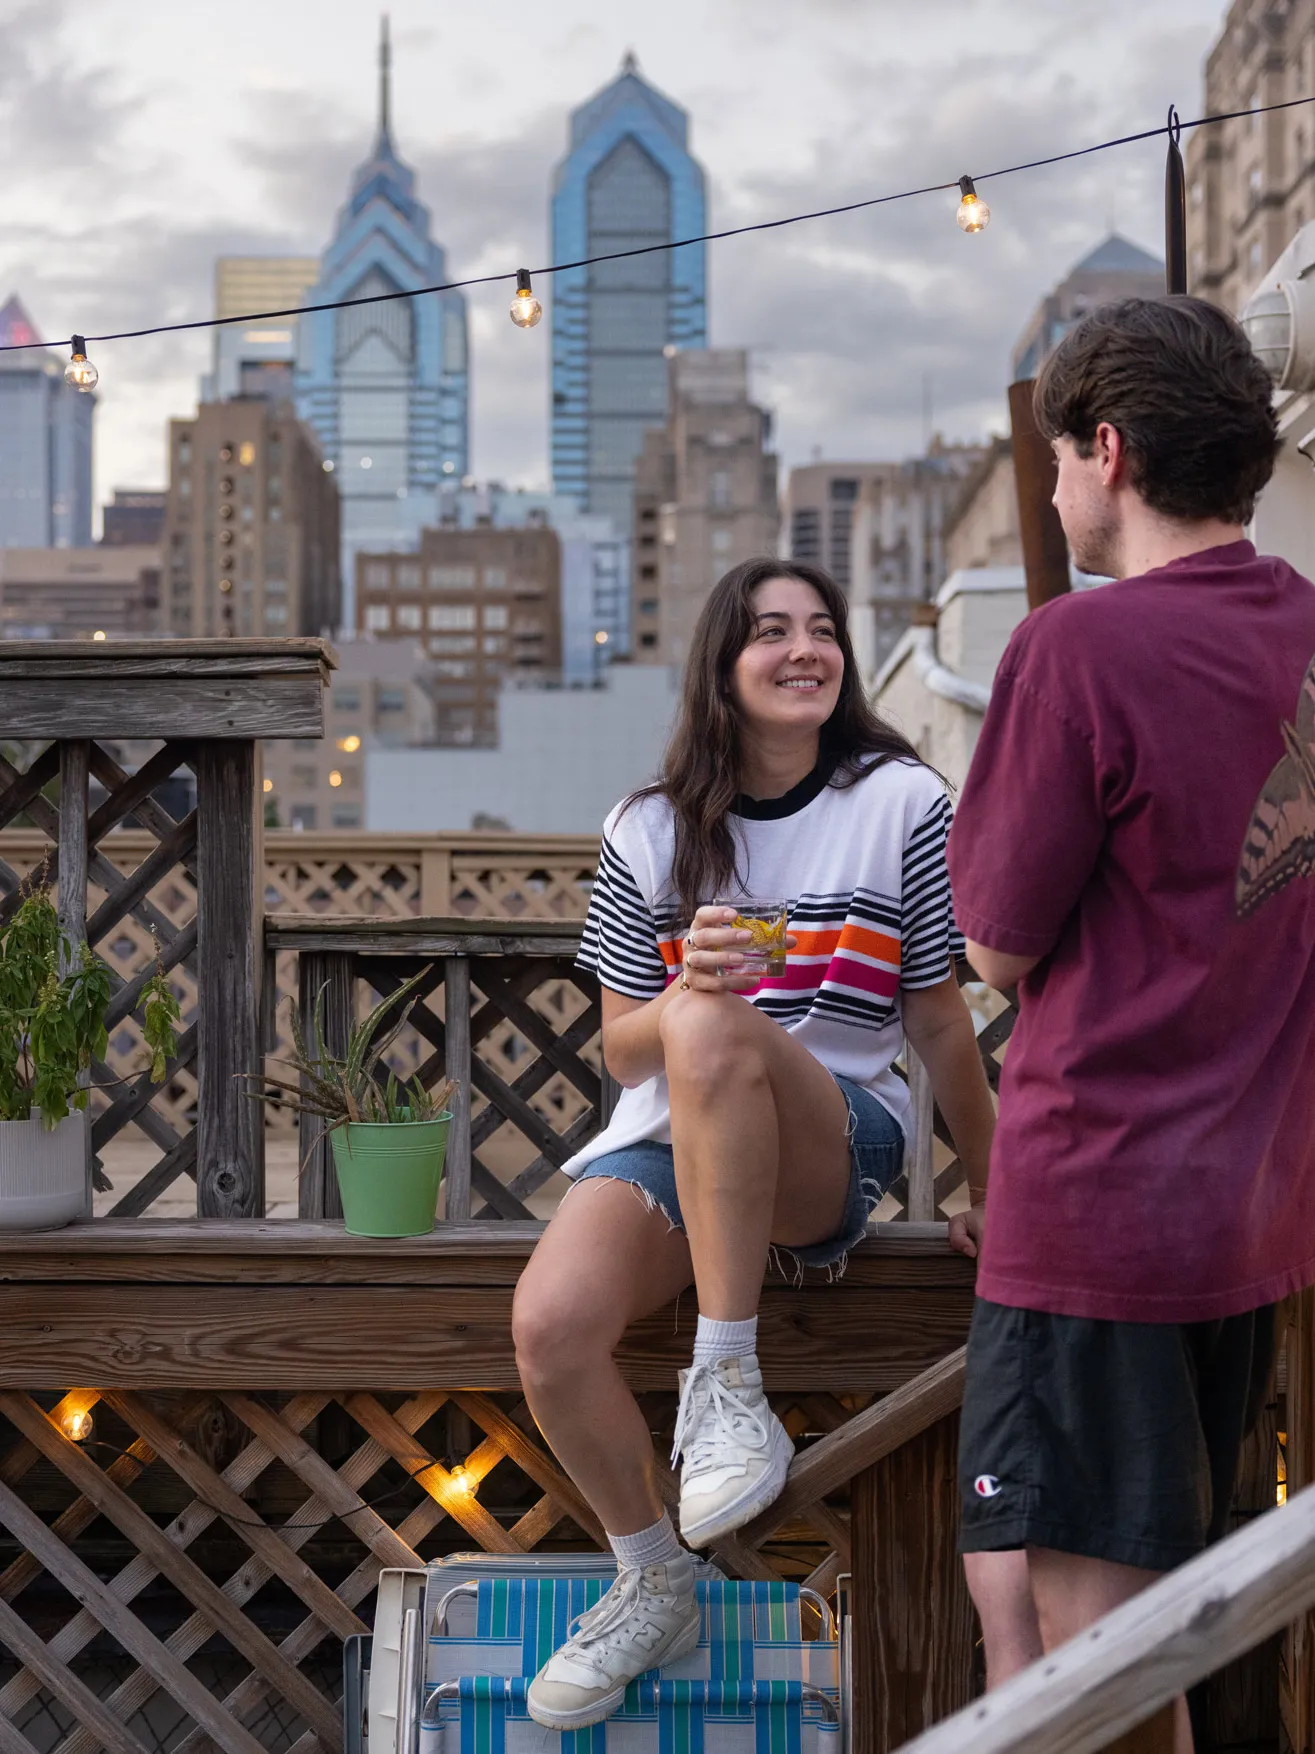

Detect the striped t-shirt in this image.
[562,754,964,1177]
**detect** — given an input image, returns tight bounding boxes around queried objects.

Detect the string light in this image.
[59,1405,95,1443]
[11,96,1315,377]
[956,176,990,233]
[63,335,98,392]
[509,269,542,329]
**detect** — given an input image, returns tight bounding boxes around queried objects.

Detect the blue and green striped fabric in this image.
[457,1579,804,1682]
[448,1677,825,1754]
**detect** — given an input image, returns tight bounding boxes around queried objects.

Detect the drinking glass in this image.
[714,897,790,977]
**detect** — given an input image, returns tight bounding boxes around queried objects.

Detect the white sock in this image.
[608,1512,683,1572]
[692,1314,758,1367]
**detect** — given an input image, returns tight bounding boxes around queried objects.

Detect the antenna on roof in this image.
[378,15,393,150]
[621,49,639,75]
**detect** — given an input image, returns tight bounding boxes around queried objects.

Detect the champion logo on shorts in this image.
[973,1474,1003,1498]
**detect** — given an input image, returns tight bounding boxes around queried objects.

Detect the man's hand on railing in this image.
[948,1205,984,1260]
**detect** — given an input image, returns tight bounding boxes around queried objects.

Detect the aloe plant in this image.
[250,966,455,1143]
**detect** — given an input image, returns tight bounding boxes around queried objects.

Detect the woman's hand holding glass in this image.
[680,905,796,994]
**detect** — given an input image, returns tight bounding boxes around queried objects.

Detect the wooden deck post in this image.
[443,956,473,1219]
[58,741,92,1214]
[851,1410,976,1753]
[196,743,263,1217]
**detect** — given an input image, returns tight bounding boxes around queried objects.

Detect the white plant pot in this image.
[0,1112,90,1231]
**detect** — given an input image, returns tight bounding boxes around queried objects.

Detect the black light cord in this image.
[77,1437,484,1534]
[2,91,1312,355]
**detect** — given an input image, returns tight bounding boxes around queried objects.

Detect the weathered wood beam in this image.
[196,742,262,1217]
[896,1482,1315,1754]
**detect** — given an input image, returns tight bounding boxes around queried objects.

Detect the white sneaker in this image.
[672,1356,793,1548]
[525,1553,700,1730]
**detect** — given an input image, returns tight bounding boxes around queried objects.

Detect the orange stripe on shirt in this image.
[787,928,842,958]
[836,922,901,965]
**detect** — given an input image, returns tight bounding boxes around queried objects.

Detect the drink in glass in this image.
[716,898,790,978]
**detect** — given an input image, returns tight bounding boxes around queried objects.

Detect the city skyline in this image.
[0,0,1221,521]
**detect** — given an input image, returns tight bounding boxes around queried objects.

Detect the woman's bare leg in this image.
[513,1178,694,1535]
[659,989,854,1319]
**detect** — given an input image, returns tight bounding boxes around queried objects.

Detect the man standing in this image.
[947,296,1315,1746]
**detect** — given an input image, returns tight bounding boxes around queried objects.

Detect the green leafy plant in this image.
[0,893,179,1128]
[249,966,455,1146]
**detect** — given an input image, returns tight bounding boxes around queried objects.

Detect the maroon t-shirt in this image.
[948,542,1315,1321]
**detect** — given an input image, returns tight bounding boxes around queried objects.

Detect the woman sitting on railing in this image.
[512,557,1001,1729]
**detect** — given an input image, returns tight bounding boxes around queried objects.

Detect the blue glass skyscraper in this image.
[296,20,468,625]
[0,297,94,549]
[551,55,707,540]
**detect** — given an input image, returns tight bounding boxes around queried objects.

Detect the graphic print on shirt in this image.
[1235,652,1315,918]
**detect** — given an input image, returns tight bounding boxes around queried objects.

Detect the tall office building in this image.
[205,257,320,404]
[0,296,95,548]
[551,54,707,540]
[161,400,340,638]
[631,350,777,667]
[296,19,469,624]
[1011,234,1164,380]
[1187,1,1315,312]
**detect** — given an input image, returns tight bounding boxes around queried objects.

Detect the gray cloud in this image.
[0,0,1220,507]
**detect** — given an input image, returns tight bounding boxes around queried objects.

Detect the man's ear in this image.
[1095,421,1125,487]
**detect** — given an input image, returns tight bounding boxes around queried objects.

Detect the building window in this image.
[429,564,477,589]
[482,636,506,655]
[365,562,391,588]
[396,604,423,631]
[433,660,474,677]
[290,804,316,830]
[335,689,362,712]
[364,604,392,632]
[482,604,509,630]
[639,632,658,649]
[483,567,507,588]
[377,688,406,712]
[291,764,317,788]
[829,478,859,502]
[709,470,732,509]
[397,563,422,589]
[429,604,477,630]
[712,527,733,553]
[791,508,820,559]
[331,807,362,829]
[640,564,657,581]
[639,598,659,615]
[429,635,477,655]
[264,604,288,624]
[1250,239,1264,270]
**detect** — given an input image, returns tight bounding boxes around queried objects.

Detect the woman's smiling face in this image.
[729,575,845,736]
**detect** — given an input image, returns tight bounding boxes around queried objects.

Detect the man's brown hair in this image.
[1033,295,1280,525]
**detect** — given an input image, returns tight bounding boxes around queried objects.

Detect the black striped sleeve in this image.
[900,794,967,989]
[577,835,669,1000]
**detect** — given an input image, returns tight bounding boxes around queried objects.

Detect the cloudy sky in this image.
[0,0,1224,515]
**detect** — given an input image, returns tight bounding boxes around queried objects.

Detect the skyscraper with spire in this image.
[296,17,468,624]
[551,56,707,557]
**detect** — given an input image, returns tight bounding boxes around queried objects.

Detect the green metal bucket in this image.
[329,1114,451,1238]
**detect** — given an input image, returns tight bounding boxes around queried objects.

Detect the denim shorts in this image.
[572,1074,904,1275]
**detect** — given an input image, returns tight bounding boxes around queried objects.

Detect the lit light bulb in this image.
[60,1406,95,1443]
[262,777,274,794]
[328,769,343,788]
[92,629,107,642]
[510,269,543,329]
[594,630,609,646]
[448,1465,471,1494]
[338,734,362,753]
[64,335,99,392]
[955,176,990,234]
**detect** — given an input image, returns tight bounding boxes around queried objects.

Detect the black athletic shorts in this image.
[958,1297,1276,1571]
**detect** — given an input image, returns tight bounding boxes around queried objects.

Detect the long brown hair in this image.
[629,556,923,920]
